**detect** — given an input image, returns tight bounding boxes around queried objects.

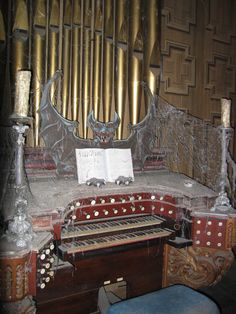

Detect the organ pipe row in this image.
[9,0,160,145]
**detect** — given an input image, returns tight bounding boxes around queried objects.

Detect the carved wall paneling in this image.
[160,0,236,162]
[161,40,195,95]
[161,0,196,33]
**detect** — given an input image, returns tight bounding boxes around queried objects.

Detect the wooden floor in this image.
[200,255,236,314]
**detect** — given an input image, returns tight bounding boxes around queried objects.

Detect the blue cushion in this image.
[107,285,220,314]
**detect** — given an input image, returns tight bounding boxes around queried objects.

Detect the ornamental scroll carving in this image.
[0,255,29,302]
[164,245,234,289]
[0,265,12,300]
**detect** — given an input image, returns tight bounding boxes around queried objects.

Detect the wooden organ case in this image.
[24,169,235,314]
[29,181,177,314]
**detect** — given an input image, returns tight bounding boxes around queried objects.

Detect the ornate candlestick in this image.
[7,70,34,247]
[7,118,34,247]
[211,98,234,212]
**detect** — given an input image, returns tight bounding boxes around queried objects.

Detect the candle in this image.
[14,70,31,117]
[221,98,231,128]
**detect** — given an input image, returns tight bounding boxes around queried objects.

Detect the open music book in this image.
[75,148,134,184]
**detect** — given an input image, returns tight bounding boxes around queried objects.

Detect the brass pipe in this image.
[82,28,91,138]
[94,0,103,121]
[78,0,84,137]
[95,0,103,31]
[128,0,142,125]
[12,0,29,78]
[115,47,127,139]
[93,32,102,119]
[33,0,46,147]
[71,0,81,122]
[103,40,112,122]
[115,0,127,139]
[129,56,142,125]
[71,26,80,121]
[143,0,160,108]
[103,0,113,122]
[62,0,71,118]
[48,0,59,102]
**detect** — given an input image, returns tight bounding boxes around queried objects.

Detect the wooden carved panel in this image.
[205,54,236,99]
[162,0,196,32]
[161,41,195,95]
[206,0,236,44]
[163,245,234,289]
[0,254,29,302]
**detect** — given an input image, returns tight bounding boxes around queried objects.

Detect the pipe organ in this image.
[1,168,231,313]
[1,1,236,314]
[5,0,161,145]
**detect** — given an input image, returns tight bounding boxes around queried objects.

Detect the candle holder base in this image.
[9,114,33,125]
[210,192,233,212]
[7,214,34,248]
[6,194,35,248]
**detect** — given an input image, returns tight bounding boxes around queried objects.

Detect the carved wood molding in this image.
[205,0,236,44]
[162,0,196,32]
[205,54,236,99]
[161,40,195,95]
[164,245,234,289]
[0,255,29,302]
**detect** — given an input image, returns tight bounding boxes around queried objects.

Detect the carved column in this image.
[0,240,36,313]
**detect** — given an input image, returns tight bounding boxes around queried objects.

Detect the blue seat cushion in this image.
[107,284,220,314]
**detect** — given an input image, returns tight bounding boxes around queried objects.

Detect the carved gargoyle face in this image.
[87,111,120,145]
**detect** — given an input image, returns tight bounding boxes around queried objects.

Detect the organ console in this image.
[0,78,235,314]
[10,164,231,314]
[1,153,236,314]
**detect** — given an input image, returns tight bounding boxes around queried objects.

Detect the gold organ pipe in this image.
[11,0,162,146]
[88,0,95,140]
[103,0,113,122]
[115,0,127,139]
[12,0,29,78]
[62,0,71,118]
[95,0,103,30]
[81,1,92,137]
[93,32,102,119]
[48,0,59,102]
[116,47,126,139]
[82,28,91,138]
[71,0,81,122]
[144,0,160,108]
[129,56,142,124]
[78,0,84,137]
[84,0,91,27]
[94,0,103,121]
[71,30,80,121]
[128,0,142,125]
[33,0,46,146]
[103,40,112,122]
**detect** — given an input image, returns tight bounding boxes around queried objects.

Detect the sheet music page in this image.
[105,148,134,182]
[76,148,107,183]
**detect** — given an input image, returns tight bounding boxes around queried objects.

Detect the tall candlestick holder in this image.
[211,125,234,212]
[6,116,34,248]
